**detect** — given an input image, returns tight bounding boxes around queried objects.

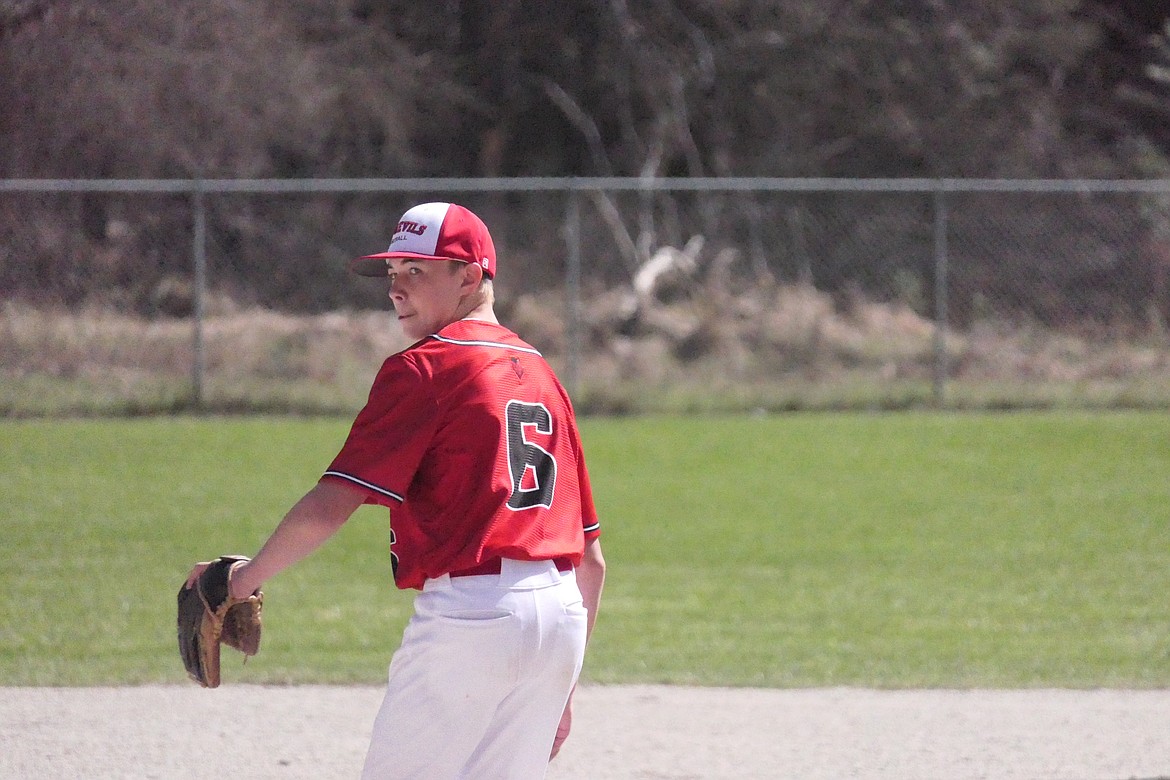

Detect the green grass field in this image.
[1,412,1168,688]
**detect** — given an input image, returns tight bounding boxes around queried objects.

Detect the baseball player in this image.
[186,201,605,778]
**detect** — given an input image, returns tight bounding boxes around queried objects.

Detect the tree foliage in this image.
[5,0,1169,179]
[1,0,1169,313]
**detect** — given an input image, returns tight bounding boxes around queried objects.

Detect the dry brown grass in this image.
[3,286,1169,416]
[0,302,407,415]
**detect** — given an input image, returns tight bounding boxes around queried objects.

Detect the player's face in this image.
[386,258,468,339]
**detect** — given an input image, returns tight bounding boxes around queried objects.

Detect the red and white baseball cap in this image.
[351,202,496,278]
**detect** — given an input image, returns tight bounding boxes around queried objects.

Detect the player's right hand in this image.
[550,697,572,760]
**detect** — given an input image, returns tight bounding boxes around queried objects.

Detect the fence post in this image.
[564,189,583,398]
[192,186,207,412]
[932,189,949,407]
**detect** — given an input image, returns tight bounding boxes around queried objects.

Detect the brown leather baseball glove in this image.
[177,555,263,688]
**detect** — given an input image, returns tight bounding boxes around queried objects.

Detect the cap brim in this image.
[350,256,391,276]
[350,252,486,277]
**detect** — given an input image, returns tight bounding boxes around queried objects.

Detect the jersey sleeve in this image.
[577,452,601,539]
[323,354,438,505]
[563,386,601,539]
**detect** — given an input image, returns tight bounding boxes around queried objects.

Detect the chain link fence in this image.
[2,178,1169,415]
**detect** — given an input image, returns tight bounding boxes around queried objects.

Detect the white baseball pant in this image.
[362,558,588,779]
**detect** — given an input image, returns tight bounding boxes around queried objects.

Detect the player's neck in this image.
[458,299,499,326]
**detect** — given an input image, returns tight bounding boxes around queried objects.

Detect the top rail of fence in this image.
[2,177,1170,195]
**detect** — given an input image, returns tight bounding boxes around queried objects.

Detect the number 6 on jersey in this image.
[505,400,557,510]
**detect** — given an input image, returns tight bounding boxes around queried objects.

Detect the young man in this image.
[186,201,605,778]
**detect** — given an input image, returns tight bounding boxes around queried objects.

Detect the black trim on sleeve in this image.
[322,471,405,503]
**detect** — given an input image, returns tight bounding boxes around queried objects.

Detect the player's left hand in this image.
[177,555,263,688]
[550,696,572,760]
[186,558,253,598]
[184,560,213,589]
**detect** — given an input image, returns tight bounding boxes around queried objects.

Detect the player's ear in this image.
[458,260,484,290]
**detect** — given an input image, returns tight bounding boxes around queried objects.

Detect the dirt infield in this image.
[2,684,1169,779]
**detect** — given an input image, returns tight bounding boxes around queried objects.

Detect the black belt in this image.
[449,556,573,578]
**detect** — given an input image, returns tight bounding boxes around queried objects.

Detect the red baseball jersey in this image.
[323,319,601,589]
